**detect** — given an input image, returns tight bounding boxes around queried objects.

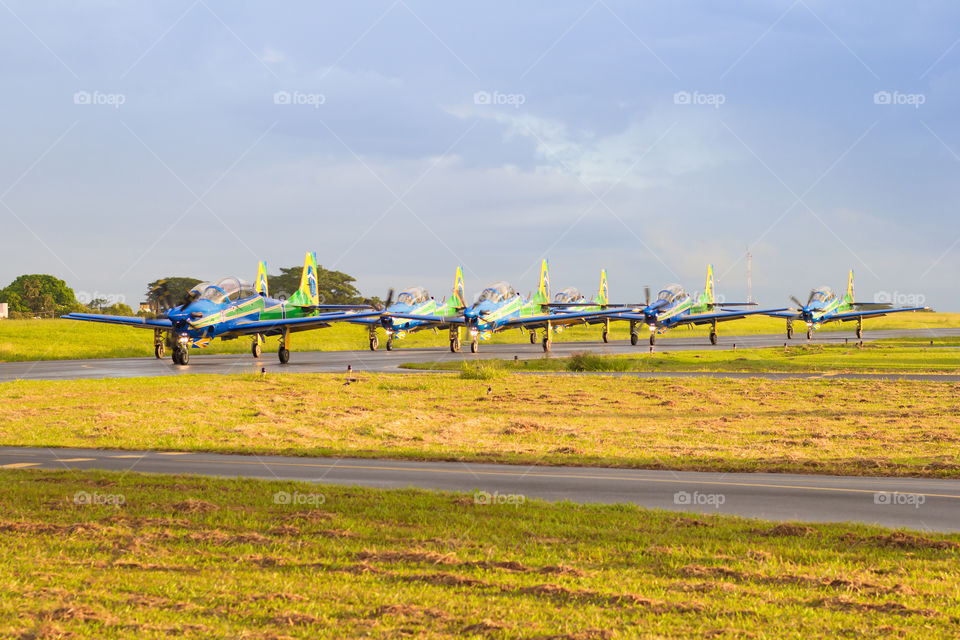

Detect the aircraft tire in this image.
[787,326,793,340]
[806,329,813,340]
[251,342,261,358]
[856,327,863,339]
[369,336,378,351]
[386,338,393,351]
[171,349,181,365]
[529,331,536,344]
[602,330,609,343]
[278,348,290,364]
[450,338,461,353]
[630,333,639,346]
[542,338,552,353]
[709,331,718,345]
[470,338,479,353]
[180,349,189,365]
[155,343,165,359]
[649,334,656,346]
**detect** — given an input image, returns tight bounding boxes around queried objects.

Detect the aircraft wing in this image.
[379,312,467,326]
[665,307,790,327]
[502,308,637,329]
[763,310,802,319]
[222,311,382,337]
[828,306,930,322]
[63,313,174,329]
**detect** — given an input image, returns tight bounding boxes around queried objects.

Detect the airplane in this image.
[766,270,931,340]
[63,253,378,365]
[540,270,614,343]
[354,267,467,351]
[604,265,786,345]
[379,261,636,353]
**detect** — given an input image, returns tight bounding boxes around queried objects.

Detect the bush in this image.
[459,361,505,380]
[566,351,632,372]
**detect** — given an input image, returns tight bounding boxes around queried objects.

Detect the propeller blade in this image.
[790,296,805,309]
[645,286,651,306]
[383,288,394,310]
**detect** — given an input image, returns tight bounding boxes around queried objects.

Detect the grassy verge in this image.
[3,373,960,477]
[403,339,960,374]
[2,313,956,362]
[2,469,959,639]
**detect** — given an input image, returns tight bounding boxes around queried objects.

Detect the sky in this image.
[1,1,958,310]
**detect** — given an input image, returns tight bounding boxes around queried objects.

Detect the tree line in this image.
[0,265,381,319]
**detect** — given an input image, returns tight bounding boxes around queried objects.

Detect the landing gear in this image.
[649,333,656,346]
[471,337,479,353]
[786,321,794,340]
[601,329,609,343]
[154,343,165,359]
[806,329,813,340]
[386,337,393,351]
[542,337,552,352]
[856,320,863,340]
[529,330,537,344]
[369,335,379,351]
[154,329,166,359]
[450,336,461,352]
[630,332,639,346]
[542,321,553,352]
[709,331,718,345]
[172,345,188,365]
[251,341,261,358]
[278,347,290,364]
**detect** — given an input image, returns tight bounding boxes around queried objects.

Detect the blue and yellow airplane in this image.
[607,265,785,345]
[543,270,613,343]
[383,261,634,352]
[64,253,377,365]
[766,270,931,339]
[354,267,467,351]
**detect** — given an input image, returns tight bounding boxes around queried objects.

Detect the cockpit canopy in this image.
[554,287,583,303]
[809,287,834,304]
[657,284,686,304]
[476,281,516,304]
[396,287,430,306]
[196,277,255,305]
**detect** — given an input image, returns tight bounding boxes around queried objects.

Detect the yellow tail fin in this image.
[703,264,715,304]
[299,252,320,306]
[256,261,269,297]
[452,266,465,307]
[537,259,550,301]
[596,269,608,305]
[845,269,855,303]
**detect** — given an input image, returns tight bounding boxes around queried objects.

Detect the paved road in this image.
[2,328,958,382]
[2,446,957,531]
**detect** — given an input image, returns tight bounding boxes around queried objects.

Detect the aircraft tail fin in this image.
[452,266,465,308]
[288,252,320,307]
[533,259,550,303]
[700,264,716,305]
[594,269,608,305]
[256,261,269,297]
[844,269,855,303]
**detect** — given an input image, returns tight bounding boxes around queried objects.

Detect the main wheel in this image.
[806,329,813,340]
[649,334,656,346]
[251,342,261,358]
[542,338,552,353]
[278,348,290,364]
[630,333,639,346]
[155,343,165,359]
[786,326,794,340]
[470,338,479,353]
[601,330,609,344]
[856,327,863,339]
[171,349,182,365]
[450,338,461,353]
[529,331,536,344]
[709,331,718,345]
[386,338,393,351]
[179,349,189,365]
[369,336,378,351]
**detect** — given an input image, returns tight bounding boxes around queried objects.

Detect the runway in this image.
[3,446,958,531]
[1,328,958,382]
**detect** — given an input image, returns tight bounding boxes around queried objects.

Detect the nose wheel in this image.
[386,337,393,351]
[649,333,656,346]
[806,329,813,340]
[172,345,189,365]
[470,337,479,353]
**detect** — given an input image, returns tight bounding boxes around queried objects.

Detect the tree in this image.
[0,274,79,317]
[267,265,364,304]
[100,302,134,316]
[146,277,203,311]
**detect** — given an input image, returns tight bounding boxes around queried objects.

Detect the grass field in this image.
[2,469,959,639]
[1,312,956,362]
[404,338,960,374]
[3,373,960,478]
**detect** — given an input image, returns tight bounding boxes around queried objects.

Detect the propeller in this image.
[789,295,805,310]
[382,288,394,311]
[644,286,651,307]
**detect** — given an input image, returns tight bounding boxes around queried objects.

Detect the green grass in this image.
[2,469,958,639]
[3,373,960,478]
[404,339,960,374]
[1,312,956,361]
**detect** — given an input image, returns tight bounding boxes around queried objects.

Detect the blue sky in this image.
[1,1,958,309]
